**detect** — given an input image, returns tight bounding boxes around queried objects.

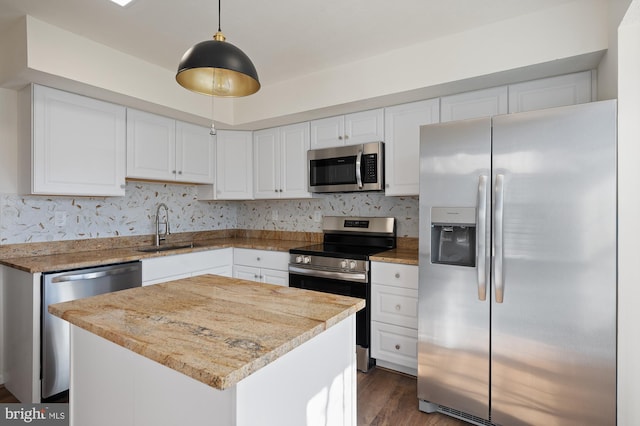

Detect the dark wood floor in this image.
[1,367,467,425]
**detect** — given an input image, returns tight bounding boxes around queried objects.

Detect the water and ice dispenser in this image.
[430,207,476,267]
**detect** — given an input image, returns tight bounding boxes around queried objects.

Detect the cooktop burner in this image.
[290,216,397,261]
[290,243,389,260]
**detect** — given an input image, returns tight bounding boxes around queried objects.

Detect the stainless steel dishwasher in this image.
[41,261,142,400]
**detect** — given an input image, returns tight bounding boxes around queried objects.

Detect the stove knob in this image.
[303,256,312,264]
[295,256,303,264]
[349,261,357,270]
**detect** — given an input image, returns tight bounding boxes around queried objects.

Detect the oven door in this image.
[289,272,370,350]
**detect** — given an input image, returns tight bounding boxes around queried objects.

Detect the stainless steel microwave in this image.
[308,141,384,193]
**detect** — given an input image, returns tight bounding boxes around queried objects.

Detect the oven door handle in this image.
[288,266,368,283]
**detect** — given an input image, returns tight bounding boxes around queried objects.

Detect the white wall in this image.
[236,0,609,127]
[0,89,17,194]
[0,2,609,130]
[617,1,640,424]
[597,0,633,100]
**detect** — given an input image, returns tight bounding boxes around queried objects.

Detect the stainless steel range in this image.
[288,216,396,372]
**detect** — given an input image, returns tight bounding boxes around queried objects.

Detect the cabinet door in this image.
[262,268,288,286]
[345,109,384,144]
[31,85,126,196]
[371,284,418,329]
[384,99,439,196]
[371,321,418,370]
[215,130,253,199]
[440,86,508,122]
[233,265,261,282]
[126,109,176,181]
[175,121,214,184]
[253,128,280,199]
[310,115,345,149]
[280,122,311,198]
[508,70,593,113]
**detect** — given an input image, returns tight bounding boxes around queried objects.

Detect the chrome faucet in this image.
[155,203,170,246]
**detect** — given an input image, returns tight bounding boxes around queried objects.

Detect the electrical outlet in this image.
[272,210,279,221]
[54,211,67,227]
[313,211,322,223]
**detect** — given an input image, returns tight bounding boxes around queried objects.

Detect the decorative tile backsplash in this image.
[0,182,418,245]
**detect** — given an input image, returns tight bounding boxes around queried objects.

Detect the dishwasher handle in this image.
[51,264,141,283]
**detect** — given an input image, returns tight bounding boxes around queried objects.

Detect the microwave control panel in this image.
[362,153,378,183]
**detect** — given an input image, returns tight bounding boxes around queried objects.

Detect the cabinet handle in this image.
[395,344,401,350]
[279,189,283,192]
[254,274,259,279]
[172,170,176,174]
[344,135,349,140]
[274,189,278,193]
[178,171,182,175]
[257,257,261,261]
[395,304,401,311]
[395,273,400,279]
[338,135,343,140]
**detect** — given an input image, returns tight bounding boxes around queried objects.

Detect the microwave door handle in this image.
[356,149,363,189]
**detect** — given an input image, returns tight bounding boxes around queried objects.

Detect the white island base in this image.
[69,316,356,426]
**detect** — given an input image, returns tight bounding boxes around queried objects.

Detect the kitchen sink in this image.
[136,243,194,253]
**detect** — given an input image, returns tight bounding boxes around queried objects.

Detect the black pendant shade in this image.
[176,33,260,97]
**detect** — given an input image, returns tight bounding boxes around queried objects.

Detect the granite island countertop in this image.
[48,274,365,390]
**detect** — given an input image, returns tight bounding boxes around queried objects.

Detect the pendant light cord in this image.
[218,0,221,32]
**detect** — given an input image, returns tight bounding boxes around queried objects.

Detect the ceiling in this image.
[0,0,577,89]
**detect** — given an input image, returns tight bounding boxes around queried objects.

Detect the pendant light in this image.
[176,0,260,97]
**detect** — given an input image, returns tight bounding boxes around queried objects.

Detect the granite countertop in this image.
[0,237,307,273]
[0,235,418,273]
[370,247,419,266]
[48,274,365,390]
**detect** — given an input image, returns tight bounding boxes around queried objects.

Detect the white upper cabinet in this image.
[384,99,439,196]
[175,121,215,183]
[254,123,311,199]
[19,84,126,196]
[508,70,593,113]
[126,109,175,181]
[126,109,213,184]
[310,109,384,149]
[440,86,508,122]
[215,130,253,199]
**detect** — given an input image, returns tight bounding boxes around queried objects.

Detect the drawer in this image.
[234,248,289,270]
[371,321,418,370]
[371,261,418,290]
[371,284,418,328]
[142,248,232,282]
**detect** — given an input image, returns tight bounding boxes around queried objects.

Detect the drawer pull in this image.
[395,344,401,350]
[395,304,401,311]
[257,257,261,261]
[395,273,400,278]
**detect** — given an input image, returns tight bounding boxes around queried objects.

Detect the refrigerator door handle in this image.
[494,174,505,303]
[477,174,488,301]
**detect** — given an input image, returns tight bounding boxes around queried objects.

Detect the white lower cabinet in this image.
[233,248,289,286]
[141,248,233,285]
[371,261,418,376]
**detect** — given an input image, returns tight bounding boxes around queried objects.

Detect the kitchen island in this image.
[49,274,364,426]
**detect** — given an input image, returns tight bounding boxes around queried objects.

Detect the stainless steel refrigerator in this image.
[417,100,617,426]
